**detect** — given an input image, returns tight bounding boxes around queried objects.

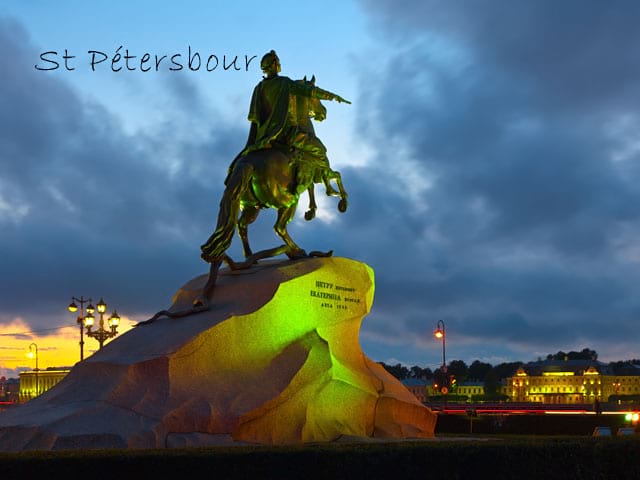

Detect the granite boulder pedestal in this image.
[0,257,436,451]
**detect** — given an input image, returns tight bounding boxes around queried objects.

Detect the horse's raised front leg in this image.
[305,186,317,221]
[323,174,340,197]
[238,205,260,258]
[275,204,306,258]
[327,170,348,212]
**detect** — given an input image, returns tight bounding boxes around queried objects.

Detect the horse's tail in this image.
[201,160,253,262]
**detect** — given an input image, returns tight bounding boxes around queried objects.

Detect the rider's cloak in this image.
[241,75,293,156]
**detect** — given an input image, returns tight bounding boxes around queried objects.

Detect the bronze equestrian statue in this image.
[140,50,350,324]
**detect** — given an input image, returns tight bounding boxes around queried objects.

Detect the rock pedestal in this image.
[0,257,436,451]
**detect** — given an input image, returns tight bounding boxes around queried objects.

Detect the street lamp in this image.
[434,320,446,374]
[83,298,120,349]
[434,320,447,406]
[27,343,39,397]
[68,296,92,361]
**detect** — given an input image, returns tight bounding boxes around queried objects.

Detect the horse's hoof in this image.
[304,210,316,221]
[326,187,340,197]
[338,199,348,212]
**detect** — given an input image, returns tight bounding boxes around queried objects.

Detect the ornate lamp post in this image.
[83,298,120,349]
[27,343,39,397]
[68,296,92,361]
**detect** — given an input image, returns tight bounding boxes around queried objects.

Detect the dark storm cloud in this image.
[351,1,640,363]
[2,2,639,370]
[0,17,243,319]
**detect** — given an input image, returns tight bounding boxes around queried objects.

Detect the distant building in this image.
[19,367,72,402]
[400,378,488,401]
[507,359,640,404]
[426,381,490,399]
[455,381,485,399]
[0,377,20,404]
[401,378,428,402]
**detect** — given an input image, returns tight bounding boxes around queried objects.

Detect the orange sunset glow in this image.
[0,317,135,378]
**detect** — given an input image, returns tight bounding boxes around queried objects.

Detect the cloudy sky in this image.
[1,1,639,378]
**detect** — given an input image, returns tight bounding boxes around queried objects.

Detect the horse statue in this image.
[202,76,347,262]
[138,77,349,324]
[199,76,348,281]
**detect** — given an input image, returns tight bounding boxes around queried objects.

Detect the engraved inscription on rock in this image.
[310,279,362,311]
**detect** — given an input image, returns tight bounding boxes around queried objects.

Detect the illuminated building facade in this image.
[507,360,640,404]
[19,367,71,402]
[404,379,496,401]
[403,359,640,405]
[424,382,486,398]
[455,382,485,398]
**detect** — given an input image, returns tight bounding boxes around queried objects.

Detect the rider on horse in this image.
[238,50,350,195]
[142,52,351,321]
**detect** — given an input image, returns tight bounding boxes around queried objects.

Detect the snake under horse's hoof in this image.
[136,258,222,326]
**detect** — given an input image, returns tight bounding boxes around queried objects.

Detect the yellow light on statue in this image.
[68,302,78,313]
[97,298,107,314]
[84,314,95,327]
[86,304,95,315]
[27,351,34,359]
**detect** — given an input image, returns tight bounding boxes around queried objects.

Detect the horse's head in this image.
[299,76,326,122]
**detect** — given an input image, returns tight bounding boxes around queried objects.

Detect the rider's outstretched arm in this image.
[312,86,351,104]
[290,80,351,104]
